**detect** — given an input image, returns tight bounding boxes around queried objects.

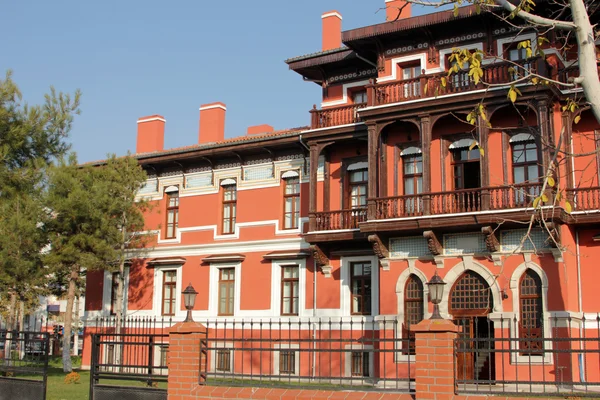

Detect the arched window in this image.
[403,275,424,355]
[519,269,543,355]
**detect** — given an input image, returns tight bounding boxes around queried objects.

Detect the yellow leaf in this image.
[556,191,562,201]
[574,115,581,124]
[453,4,459,17]
[469,141,477,151]
[526,48,533,58]
[531,77,539,85]
[541,193,549,202]
[533,197,541,208]
[441,77,447,87]
[508,88,517,103]
[565,201,573,214]
[570,103,576,113]
[547,176,555,187]
[479,147,485,157]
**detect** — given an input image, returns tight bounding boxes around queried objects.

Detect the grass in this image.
[6,356,165,400]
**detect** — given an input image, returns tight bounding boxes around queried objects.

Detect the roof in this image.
[284,46,350,64]
[342,5,480,43]
[83,126,309,166]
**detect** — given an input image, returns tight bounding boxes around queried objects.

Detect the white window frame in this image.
[273,343,300,377]
[102,268,130,316]
[341,256,379,317]
[344,344,374,379]
[509,261,552,365]
[152,265,183,318]
[271,259,307,317]
[394,265,430,362]
[209,262,242,317]
[210,341,234,373]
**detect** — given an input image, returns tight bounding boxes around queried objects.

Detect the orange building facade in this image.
[83,0,600,388]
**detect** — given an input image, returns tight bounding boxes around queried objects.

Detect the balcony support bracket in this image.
[311,244,332,278]
[481,226,500,253]
[423,230,443,256]
[368,234,389,259]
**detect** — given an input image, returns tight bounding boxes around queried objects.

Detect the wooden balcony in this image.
[369,59,542,107]
[310,103,366,129]
[567,187,600,211]
[309,208,367,231]
[374,184,542,219]
[308,59,547,130]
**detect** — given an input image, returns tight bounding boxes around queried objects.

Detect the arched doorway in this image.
[449,271,495,382]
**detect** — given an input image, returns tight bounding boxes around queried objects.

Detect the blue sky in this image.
[1,1,439,163]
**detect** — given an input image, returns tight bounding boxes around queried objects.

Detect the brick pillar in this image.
[412,319,460,400]
[168,321,207,400]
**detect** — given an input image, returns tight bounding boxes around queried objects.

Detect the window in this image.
[512,140,540,184]
[352,90,367,104]
[162,270,177,316]
[222,183,237,234]
[519,269,543,355]
[350,262,372,315]
[279,351,296,374]
[351,352,369,377]
[403,154,423,214]
[216,349,231,372]
[349,169,368,208]
[165,190,179,239]
[110,272,119,315]
[283,177,300,229]
[403,275,424,355]
[218,268,235,316]
[401,64,421,98]
[281,265,299,315]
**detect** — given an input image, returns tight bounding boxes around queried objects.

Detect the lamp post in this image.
[182,283,198,323]
[427,271,446,320]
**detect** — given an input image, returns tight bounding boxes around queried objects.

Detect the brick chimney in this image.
[136,115,165,153]
[199,102,226,144]
[321,11,342,51]
[385,0,411,21]
[247,124,274,135]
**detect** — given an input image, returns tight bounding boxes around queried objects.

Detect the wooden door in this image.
[454,317,474,380]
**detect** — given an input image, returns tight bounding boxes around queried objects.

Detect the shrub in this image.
[64,371,81,384]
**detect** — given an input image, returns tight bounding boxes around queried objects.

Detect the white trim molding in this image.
[321,11,342,20]
[152,264,184,319]
[508,261,552,365]
[137,117,166,124]
[321,80,369,108]
[271,259,308,317]
[199,104,227,111]
[273,343,300,376]
[340,255,379,317]
[209,261,242,317]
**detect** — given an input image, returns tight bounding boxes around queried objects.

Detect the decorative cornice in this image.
[368,234,389,259]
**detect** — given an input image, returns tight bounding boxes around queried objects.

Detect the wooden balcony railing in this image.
[369,58,543,107]
[372,184,543,220]
[567,187,600,211]
[310,208,368,231]
[310,103,366,129]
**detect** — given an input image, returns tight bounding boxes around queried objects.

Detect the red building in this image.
[83,0,600,391]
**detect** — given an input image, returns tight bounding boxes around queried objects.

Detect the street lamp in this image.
[427,271,446,320]
[182,283,198,322]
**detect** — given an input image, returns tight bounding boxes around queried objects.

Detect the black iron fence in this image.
[202,317,414,392]
[89,333,169,400]
[89,316,415,392]
[454,314,600,398]
[0,330,49,400]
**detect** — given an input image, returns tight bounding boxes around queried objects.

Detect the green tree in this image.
[45,154,149,372]
[0,70,80,334]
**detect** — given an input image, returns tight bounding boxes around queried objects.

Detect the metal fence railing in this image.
[201,317,414,392]
[454,314,600,398]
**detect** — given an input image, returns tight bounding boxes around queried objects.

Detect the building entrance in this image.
[449,271,494,382]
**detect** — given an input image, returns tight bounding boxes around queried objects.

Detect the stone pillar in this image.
[412,319,460,400]
[168,321,208,400]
